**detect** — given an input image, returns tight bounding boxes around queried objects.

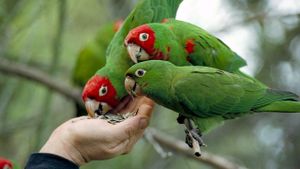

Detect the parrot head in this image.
[82,75,119,117]
[124,24,172,63]
[0,157,13,169]
[124,24,154,63]
[125,60,174,97]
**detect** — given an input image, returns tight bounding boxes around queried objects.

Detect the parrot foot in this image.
[184,129,193,148]
[183,118,206,157]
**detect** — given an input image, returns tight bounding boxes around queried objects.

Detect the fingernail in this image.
[139,118,149,129]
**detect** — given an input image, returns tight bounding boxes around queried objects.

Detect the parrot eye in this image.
[139,33,149,41]
[135,69,146,77]
[99,85,108,96]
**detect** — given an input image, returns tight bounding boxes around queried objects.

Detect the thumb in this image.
[114,102,154,136]
[110,101,154,154]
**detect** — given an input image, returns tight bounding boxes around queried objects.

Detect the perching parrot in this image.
[72,20,122,117]
[124,18,261,82]
[125,60,300,155]
[82,0,183,117]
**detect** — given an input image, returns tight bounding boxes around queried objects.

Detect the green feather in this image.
[126,60,300,132]
[140,19,247,71]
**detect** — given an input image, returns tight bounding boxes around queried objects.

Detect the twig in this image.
[144,129,173,158]
[146,128,248,169]
[0,57,83,106]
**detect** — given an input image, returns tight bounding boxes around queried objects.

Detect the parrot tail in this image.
[254,89,300,113]
[254,101,300,113]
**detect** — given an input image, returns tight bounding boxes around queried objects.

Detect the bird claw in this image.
[182,118,206,156]
[185,129,193,148]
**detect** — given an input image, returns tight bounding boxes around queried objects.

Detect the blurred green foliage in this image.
[0,0,299,169]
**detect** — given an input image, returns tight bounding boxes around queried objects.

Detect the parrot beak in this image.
[125,76,141,97]
[126,43,150,63]
[85,99,112,118]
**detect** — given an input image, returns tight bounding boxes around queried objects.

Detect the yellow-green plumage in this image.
[126,60,300,132]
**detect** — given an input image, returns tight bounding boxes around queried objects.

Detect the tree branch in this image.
[146,128,248,169]
[0,57,83,106]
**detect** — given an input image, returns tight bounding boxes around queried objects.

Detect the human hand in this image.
[40,96,154,166]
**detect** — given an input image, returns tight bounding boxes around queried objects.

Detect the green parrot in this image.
[82,0,183,117]
[72,20,122,117]
[124,18,260,82]
[125,60,300,155]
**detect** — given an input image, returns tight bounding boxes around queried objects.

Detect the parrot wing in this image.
[164,19,247,72]
[172,67,266,119]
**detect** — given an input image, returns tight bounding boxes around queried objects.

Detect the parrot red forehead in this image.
[125,24,156,55]
[82,75,119,107]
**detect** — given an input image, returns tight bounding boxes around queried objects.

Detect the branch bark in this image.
[147,128,248,169]
[0,57,83,106]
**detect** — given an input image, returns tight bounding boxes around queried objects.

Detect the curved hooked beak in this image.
[124,76,142,97]
[126,43,150,63]
[84,99,112,118]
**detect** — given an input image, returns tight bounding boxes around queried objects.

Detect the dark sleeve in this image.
[25,153,79,169]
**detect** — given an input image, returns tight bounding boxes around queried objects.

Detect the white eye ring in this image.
[135,69,146,77]
[99,85,108,96]
[139,33,149,41]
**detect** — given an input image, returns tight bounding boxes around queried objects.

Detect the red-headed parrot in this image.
[124,18,246,71]
[81,0,183,117]
[125,60,300,155]
[124,18,266,87]
[72,20,122,116]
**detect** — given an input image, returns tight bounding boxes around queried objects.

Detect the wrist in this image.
[40,127,86,166]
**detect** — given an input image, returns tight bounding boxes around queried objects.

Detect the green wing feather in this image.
[173,67,266,119]
[162,19,247,72]
[173,66,299,118]
[171,65,300,131]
